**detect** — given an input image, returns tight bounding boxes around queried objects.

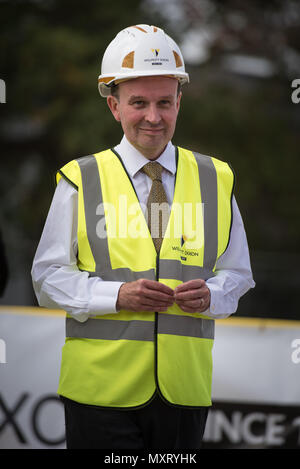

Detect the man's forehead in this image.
[118,76,179,98]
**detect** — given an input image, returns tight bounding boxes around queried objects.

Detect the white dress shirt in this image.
[31,135,255,322]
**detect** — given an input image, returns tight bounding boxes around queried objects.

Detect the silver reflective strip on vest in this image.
[159,259,213,282]
[66,317,155,341]
[77,155,112,274]
[158,313,214,340]
[66,315,214,341]
[87,268,155,282]
[192,151,218,273]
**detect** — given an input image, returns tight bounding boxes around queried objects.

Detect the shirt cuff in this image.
[205,282,237,319]
[88,281,124,316]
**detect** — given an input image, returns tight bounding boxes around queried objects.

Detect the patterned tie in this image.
[142,162,169,253]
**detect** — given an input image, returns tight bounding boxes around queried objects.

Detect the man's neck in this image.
[127,139,167,161]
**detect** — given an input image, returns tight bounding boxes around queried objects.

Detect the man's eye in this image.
[133,101,145,106]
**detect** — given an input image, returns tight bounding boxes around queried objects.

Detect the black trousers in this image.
[62,394,209,450]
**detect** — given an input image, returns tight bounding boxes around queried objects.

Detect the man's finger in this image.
[177,298,204,309]
[177,297,209,313]
[174,279,206,294]
[174,288,204,301]
[141,279,174,296]
[141,297,174,307]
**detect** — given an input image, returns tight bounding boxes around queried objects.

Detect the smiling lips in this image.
[139,127,164,133]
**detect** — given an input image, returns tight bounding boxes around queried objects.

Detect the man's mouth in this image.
[139,127,164,133]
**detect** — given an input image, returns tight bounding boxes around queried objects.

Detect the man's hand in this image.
[174,279,211,314]
[116,279,174,312]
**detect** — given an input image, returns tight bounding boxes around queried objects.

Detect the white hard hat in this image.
[98,24,189,97]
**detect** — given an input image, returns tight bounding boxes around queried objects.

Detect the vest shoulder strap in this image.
[56,154,100,190]
[56,159,80,190]
[56,150,117,190]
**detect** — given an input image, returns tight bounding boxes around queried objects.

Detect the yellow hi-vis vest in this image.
[56,146,234,409]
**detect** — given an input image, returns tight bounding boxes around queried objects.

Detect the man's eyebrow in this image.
[128,95,145,103]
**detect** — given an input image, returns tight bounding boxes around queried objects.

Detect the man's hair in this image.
[110,81,182,101]
[110,83,120,100]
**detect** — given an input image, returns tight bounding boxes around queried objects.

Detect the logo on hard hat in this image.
[145,48,169,66]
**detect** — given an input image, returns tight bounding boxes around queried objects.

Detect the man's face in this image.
[107,76,182,160]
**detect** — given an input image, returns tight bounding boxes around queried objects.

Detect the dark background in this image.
[0,0,299,320]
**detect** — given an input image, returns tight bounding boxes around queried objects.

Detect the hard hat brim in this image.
[98,71,189,97]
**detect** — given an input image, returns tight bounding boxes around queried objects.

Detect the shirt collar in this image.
[113,135,176,178]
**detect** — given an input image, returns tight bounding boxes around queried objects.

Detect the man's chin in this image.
[136,140,168,160]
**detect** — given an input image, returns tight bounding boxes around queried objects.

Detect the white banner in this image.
[212,317,300,405]
[0,307,300,449]
[0,307,65,449]
[205,317,300,448]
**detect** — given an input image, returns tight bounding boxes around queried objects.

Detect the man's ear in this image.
[107,95,121,122]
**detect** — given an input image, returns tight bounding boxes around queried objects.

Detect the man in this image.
[32,24,255,449]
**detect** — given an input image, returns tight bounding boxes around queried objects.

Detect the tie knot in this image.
[142,162,163,182]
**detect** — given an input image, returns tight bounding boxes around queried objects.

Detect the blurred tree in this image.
[0,0,145,165]
[146,0,300,77]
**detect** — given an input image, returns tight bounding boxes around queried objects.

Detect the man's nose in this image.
[145,104,161,124]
